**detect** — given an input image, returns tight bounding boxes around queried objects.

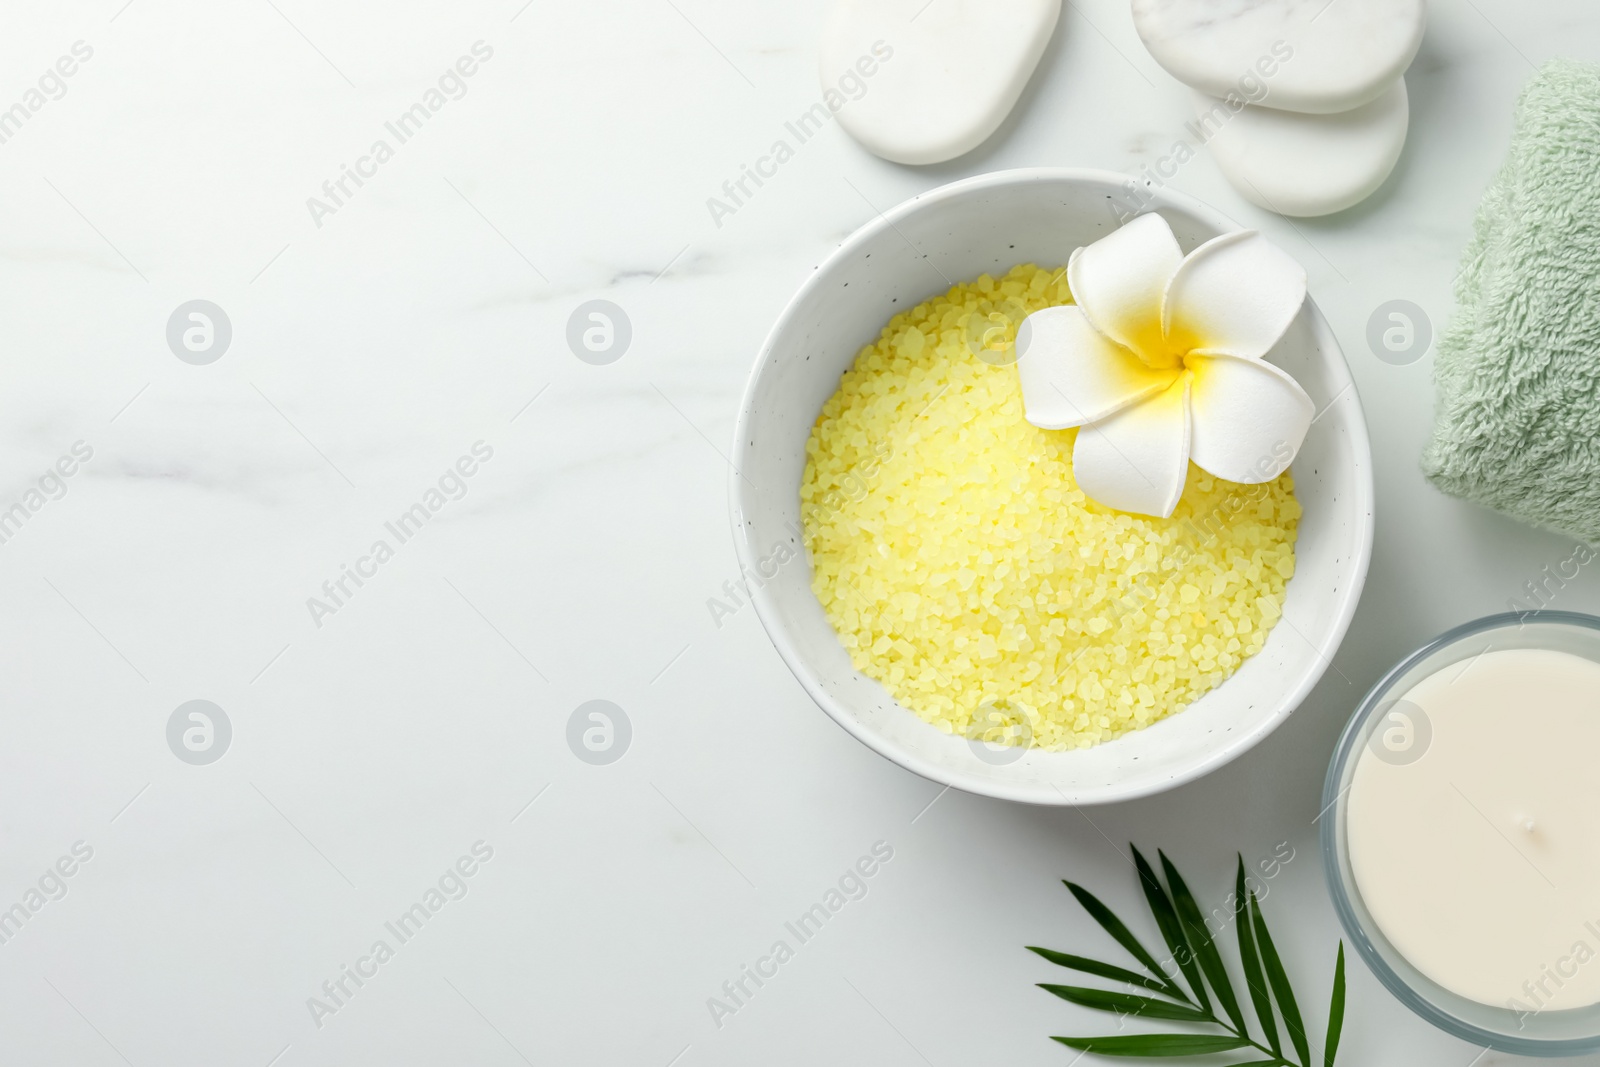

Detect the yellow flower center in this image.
[1133,340,1190,374]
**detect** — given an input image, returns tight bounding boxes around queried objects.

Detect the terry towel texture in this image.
[1422,58,1600,540]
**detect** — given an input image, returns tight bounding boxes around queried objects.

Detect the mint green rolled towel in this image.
[1422,59,1600,539]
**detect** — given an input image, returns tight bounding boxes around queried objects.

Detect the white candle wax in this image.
[1348,647,1600,1013]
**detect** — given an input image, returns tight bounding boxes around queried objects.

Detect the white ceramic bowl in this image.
[729,169,1373,805]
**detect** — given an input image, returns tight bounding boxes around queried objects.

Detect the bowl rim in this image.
[729,166,1376,806]
[1320,610,1600,1054]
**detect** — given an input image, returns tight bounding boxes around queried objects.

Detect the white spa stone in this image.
[1132,0,1425,115]
[818,0,1060,165]
[1195,78,1409,217]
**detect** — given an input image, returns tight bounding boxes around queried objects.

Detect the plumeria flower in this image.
[1015,213,1314,518]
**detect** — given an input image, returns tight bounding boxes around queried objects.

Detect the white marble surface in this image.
[1,2,1598,1065]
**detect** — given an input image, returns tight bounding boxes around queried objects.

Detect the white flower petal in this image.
[1072,377,1191,518]
[1015,305,1177,429]
[1162,230,1307,360]
[1067,212,1184,363]
[1187,352,1314,483]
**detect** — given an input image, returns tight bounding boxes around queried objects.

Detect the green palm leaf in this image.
[1132,847,1210,1012]
[1026,946,1178,995]
[1324,944,1346,1067]
[1037,850,1344,1067]
[1161,850,1247,1035]
[1038,984,1216,1023]
[1250,890,1311,1067]
[1064,880,1188,1001]
[1051,1034,1250,1057]
[1235,859,1281,1059]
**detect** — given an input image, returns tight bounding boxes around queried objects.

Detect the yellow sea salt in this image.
[801,264,1300,751]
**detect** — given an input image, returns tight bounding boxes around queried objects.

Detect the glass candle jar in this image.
[1323,611,1600,1055]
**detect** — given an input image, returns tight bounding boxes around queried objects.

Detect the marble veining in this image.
[1133,0,1425,113]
